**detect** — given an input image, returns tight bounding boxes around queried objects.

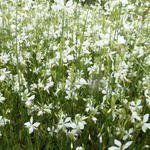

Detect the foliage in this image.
[0,0,150,149]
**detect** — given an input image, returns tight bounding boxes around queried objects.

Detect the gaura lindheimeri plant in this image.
[0,0,150,149]
[24,117,40,134]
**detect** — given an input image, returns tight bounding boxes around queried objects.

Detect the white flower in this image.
[58,117,72,130]
[109,139,121,150]
[130,100,142,111]
[67,55,74,61]
[69,115,87,134]
[92,117,97,124]
[123,128,133,141]
[38,79,44,88]
[21,90,35,107]
[37,104,52,116]
[137,47,144,58]
[47,126,56,135]
[66,0,73,7]
[0,93,5,103]
[76,146,83,150]
[0,74,5,81]
[141,114,150,132]
[0,116,10,126]
[108,139,133,150]
[44,76,54,93]
[0,68,10,82]
[117,36,126,44]
[79,78,87,85]
[24,117,40,134]
[124,141,133,149]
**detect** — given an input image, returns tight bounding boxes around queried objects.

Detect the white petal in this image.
[71,129,76,134]
[99,136,102,143]
[59,119,63,124]
[25,100,32,107]
[118,36,126,44]
[114,139,121,147]
[124,141,133,149]
[58,124,63,130]
[137,100,141,105]
[123,135,128,141]
[66,0,73,7]
[144,89,149,97]
[65,123,71,128]
[37,111,43,116]
[129,128,133,133]
[108,146,120,150]
[132,112,141,121]
[47,127,50,131]
[80,78,87,85]
[92,117,97,123]
[30,117,33,124]
[130,101,135,106]
[65,117,71,123]
[33,122,40,128]
[70,123,76,128]
[78,122,84,130]
[67,55,74,61]
[81,121,86,125]
[0,97,5,102]
[24,122,30,127]
[142,125,146,132]
[143,114,149,123]
[28,95,35,101]
[29,127,33,134]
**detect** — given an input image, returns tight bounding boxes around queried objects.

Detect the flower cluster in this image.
[0,0,150,149]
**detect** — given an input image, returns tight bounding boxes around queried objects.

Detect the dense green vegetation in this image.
[0,0,150,149]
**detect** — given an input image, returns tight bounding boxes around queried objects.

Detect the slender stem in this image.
[15,0,22,138]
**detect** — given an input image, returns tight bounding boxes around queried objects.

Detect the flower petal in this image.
[142,125,146,132]
[65,123,71,128]
[24,122,30,127]
[66,0,73,7]
[29,127,33,134]
[129,128,133,133]
[124,141,133,149]
[143,114,149,123]
[33,122,40,128]
[30,117,33,124]
[132,112,141,121]
[70,123,76,129]
[108,146,120,150]
[78,122,84,130]
[65,117,71,123]
[114,139,121,147]
[137,100,141,105]
[123,135,128,141]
